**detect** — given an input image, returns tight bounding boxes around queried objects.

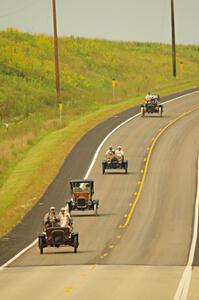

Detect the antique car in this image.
[66,179,99,215]
[38,226,79,254]
[102,153,128,174]
[140,95,163,117]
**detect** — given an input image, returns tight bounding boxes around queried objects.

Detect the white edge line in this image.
[0,239,37,270]
[173,156,199,300]
[1,90,198,270]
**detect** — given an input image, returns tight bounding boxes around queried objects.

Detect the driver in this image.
[115,146,124,161]
[145,92,152,103]
[105,145,115,158]
[44,206,60,229]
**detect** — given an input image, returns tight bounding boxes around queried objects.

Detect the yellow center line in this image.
[90,264,96,270]
[80,272,88,277]
[121,106,199,228]
[64,285,74,293]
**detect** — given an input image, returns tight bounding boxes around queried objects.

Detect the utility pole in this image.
[171,0,176,77]
[52,0,60,100]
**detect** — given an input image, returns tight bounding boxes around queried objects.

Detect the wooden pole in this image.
[171,0,176,77]
[52,0,60,100]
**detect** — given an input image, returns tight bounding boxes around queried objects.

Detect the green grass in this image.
[0,28,198,236]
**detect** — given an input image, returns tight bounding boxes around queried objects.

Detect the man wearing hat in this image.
[43,206,60,229]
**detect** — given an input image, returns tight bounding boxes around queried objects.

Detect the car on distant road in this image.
[102,152,128,174]
[141,94,163,117]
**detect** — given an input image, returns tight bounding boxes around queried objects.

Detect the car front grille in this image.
[52,230,65,244]
[77,198,86,208]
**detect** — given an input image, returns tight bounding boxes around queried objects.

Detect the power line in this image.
[0,0,41,19]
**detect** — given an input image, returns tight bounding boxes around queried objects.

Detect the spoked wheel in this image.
[94,204,98,216]
[141,107,145,117]
[73,235,78,253]
[65,203,71,213]
[39,238,44,254]
[102,165,106,174]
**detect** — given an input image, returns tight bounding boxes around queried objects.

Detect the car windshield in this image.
[72,182,91,193]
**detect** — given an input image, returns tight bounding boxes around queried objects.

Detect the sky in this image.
[0,0,198,44]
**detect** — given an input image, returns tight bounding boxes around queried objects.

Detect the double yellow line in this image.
[121,105,199,228]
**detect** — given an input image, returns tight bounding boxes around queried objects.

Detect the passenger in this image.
[59,207,73,231]
[151,94,159,105]
[115,146,124,161]
[44,206,60,229]
[105,145,115,158]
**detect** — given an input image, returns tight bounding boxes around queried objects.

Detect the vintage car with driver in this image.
[38,223,79,254]
[65,179,99,215]
[102,152,128,174]
[140,94,163,117]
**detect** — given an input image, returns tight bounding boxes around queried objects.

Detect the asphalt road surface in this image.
[0,91,199,300]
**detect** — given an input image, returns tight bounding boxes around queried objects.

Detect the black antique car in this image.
[140,95,163,117]
[102,153,128,174]
[66,180,99,215]
[38,226,79,254]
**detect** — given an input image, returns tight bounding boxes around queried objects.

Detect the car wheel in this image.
[39,238,44,254]
[94,204,98,216]
[73,235,78,253]
[141,107,145,117]
[65,203,71,213]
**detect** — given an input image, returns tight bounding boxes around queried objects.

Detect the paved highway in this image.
[0,91,199,299]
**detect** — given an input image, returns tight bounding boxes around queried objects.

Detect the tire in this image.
[65,202,71,213]
[94,203,98,216]
[102,162,106,174]
[73,235,78,253]
[39,237,44,254]
[141,107,145,117]
[158,106,162,117]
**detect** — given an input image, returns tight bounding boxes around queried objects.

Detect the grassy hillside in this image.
[0,28,198,236]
